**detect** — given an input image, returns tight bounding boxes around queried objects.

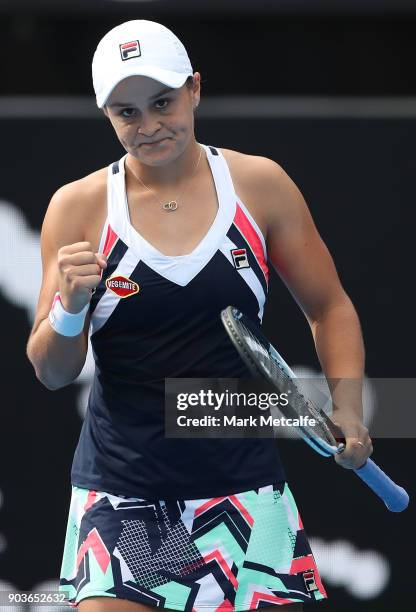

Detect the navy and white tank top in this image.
[71,144,286,499]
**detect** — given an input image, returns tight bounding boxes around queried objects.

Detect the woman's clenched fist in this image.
[57,242,107,313]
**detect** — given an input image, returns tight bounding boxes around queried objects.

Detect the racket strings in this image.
[239,322,334,445]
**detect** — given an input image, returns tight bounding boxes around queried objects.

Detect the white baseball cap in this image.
[92,20,194,108]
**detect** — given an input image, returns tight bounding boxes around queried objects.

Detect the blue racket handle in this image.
[354,458,409,512]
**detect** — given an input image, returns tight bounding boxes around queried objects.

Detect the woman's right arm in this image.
[26,182,107,390]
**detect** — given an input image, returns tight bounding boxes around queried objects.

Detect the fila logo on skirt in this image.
[106,275,140,298]
[119,40,141,61]
[231,248,250,269]
[303,569,319,592]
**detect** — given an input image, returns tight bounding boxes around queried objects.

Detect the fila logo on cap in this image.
[231,248,250,270]
[106,275,140,298]
[119,40,141,61]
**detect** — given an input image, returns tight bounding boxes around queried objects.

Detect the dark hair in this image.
[185,75,194,89]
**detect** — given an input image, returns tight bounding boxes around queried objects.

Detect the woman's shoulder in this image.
[219,147,286,190]
[45,166,109,251]
[218,147,292,213]
[53,166,108,206]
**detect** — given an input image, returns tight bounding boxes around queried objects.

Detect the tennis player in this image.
[27,20,373,611]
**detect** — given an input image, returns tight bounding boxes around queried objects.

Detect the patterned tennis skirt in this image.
[59,482,327,609]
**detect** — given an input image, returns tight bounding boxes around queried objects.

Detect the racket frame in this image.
[221,306,344,457]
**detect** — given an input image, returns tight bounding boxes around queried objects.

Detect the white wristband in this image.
[48,292,89,337]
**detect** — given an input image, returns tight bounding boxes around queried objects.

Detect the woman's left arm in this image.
[256,157,373,469]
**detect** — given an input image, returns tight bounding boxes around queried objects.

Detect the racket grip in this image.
[354,458,409,512]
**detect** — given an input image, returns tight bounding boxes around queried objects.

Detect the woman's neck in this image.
[126,139,202,190]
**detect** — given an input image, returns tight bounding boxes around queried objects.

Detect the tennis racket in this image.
[221,306,409,512]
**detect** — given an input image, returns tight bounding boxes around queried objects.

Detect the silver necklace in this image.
[127,144,203,212]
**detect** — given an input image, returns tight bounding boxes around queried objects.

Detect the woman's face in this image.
[104,73,200,166]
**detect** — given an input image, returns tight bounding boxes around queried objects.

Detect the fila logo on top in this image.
[231,248,250,270]
[106,275,140,298]
[119,40,141,61]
